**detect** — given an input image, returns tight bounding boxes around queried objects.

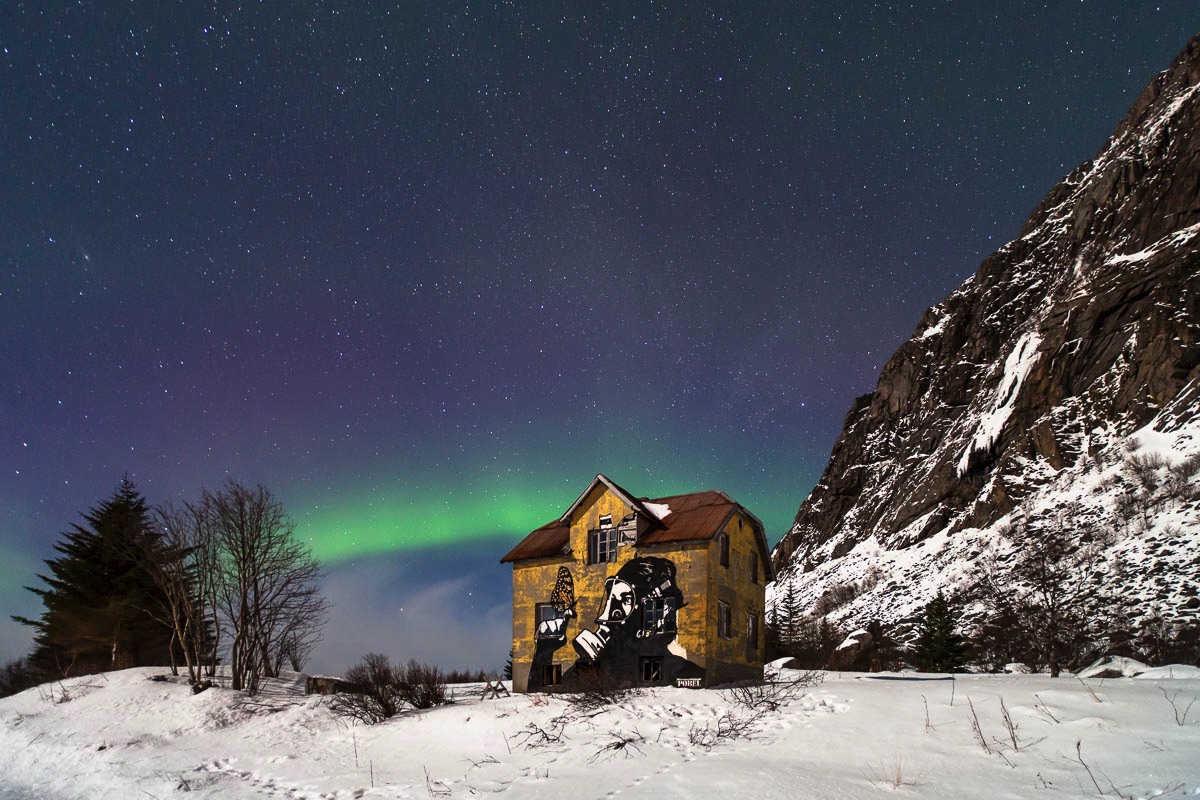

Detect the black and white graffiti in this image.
[573,557,682,663]
[528,556,703,690]
[535,566,577,642]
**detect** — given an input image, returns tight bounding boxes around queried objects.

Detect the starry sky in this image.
[3,3,1198,673]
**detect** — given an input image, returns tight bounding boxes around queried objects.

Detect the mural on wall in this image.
[573,556,682,662]
[528,556,704,690]
[535,566,577,643]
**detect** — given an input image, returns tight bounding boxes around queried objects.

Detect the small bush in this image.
[329,653,403,724]
[397,659,449,709]
[329,655,451,723]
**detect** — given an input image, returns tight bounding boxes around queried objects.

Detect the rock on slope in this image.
[771,34,1200,629]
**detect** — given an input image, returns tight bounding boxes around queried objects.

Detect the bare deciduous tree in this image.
[981,514,1117,677]
[133,501,213,684]
[204,480,328,693]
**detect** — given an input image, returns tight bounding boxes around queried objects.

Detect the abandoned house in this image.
[500,474,773,692]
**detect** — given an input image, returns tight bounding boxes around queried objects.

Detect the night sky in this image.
[3,3,1198,672]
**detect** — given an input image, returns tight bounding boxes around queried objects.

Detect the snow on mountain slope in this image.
[1,666,1198,799]
[771,35,1200,634]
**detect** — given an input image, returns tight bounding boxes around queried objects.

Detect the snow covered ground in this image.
[1,663,1198,799]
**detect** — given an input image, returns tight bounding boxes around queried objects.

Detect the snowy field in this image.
[1,663,1198,799]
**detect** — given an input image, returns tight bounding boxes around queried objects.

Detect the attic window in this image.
[588,527,618,564]
[599,514,613,529]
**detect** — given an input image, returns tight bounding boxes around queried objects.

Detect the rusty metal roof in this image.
[500,479,773,580]
[499,519,570,563]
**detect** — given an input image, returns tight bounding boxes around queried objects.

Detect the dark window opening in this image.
[750,550,759,584]
[747,611,759,649]
[542,663,562,687]
[719,533,730,567]
[718,600,732,639]
[640,656,663,683]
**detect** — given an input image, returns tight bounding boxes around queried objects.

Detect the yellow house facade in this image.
[500,474,773,692]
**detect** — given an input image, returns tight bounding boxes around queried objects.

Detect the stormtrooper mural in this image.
[529,556,703,689]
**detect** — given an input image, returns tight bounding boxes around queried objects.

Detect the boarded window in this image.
[718,600,732,639]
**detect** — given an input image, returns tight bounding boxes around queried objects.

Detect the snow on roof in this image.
[642,501,671,520]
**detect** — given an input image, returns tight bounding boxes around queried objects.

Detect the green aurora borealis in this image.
[293,463,800,565]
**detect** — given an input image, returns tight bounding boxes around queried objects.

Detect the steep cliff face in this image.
[772,35,1200,626]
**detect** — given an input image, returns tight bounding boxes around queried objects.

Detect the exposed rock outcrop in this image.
[772,35,1200,628]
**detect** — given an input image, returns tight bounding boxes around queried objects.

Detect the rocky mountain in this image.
[771,35,1200,634]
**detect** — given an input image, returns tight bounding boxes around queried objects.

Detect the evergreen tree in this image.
[912,592,969,673]
[779,583,802,653]
[503,649,513,681]
[14,478,174,677]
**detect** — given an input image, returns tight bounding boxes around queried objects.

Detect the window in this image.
[718,533,730,567]
[599,513,613,528]
[747,611,759,649]
[535,603,568,640]
[750,550,759,584]
[718,600,732,639]
[588,527,618,564]
[542,663,562,687]
[640,656,663,683]
[642,596,677,635]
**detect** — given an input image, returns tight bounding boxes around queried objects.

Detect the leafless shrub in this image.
[512,716,569,749]
[722,678,804,713]
[1159,687,1196,726]
[397,659,449,710]
[688,712,757,749]
[589,729,645,762]
[329,653,401,724]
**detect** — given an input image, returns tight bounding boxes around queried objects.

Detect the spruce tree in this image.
[912,591,969,673]
[14,478,174,677]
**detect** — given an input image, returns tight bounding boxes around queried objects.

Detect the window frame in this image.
[641,595,677,635]
[588,526,618,564]
[640,656,663,684]
[541,663,562,687]
[718,533,730,567]
[535,602,566,640]
[717,600,732,639]
[750,550,759,584]
[746,611,759,649]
